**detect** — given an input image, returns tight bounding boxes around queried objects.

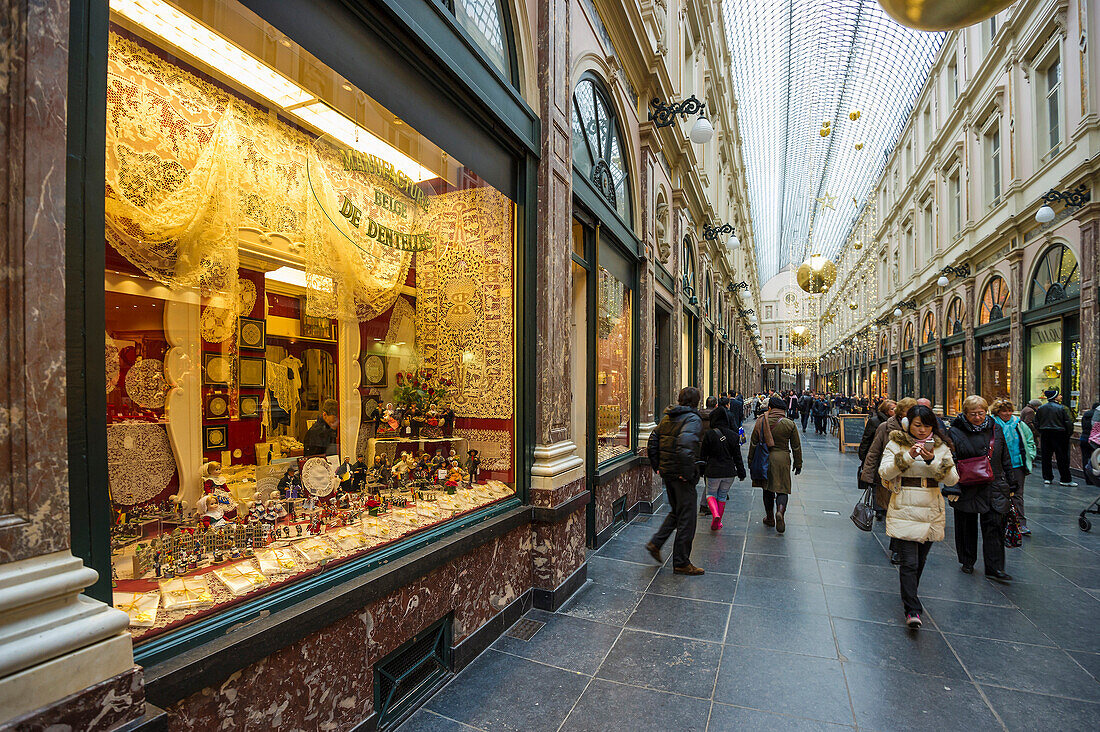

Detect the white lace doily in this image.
[302,456,337,497]
[237,278,257,316]
[107,422,176,505]
[106,334,120,394]
[200,306,235,343]
[124,358,169,409]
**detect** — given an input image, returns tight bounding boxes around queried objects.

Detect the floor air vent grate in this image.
[505,618,545,641]
[374,616,451,731]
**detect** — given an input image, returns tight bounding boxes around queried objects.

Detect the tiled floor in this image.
[402,427,1100,731]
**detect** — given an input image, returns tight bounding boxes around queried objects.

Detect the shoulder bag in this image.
[850,484,875,532]
[749,414,775,483]
[957,435,995,486]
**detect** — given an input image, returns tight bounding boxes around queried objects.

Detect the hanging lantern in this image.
[876,0,1015,31]
[789,326,812,348]
[853,239,863,250]
[796,254,837,294]
[819,127,830,137]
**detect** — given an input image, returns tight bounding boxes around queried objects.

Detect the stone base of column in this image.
[0,665,149,732]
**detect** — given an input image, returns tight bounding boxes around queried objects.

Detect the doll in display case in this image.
[351,455,369,491]
[465,449,482,485]
[201,461,239,523]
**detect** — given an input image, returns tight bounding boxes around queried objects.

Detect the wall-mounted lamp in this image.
[1035,184,1090,223]
[649,95,713,144]
[727,281,749,293]
[682,273,698,306]
[936,263,971,287]
[892,300,917,318]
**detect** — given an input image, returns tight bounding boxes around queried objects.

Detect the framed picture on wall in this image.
[301,305,335,341]
[361,354,387,387]
[203,353,232,386]
[238,317,266,350]
[239,394,262,419]
[204,424,228,451]
[204,391,230,420]
[239,357,266,388]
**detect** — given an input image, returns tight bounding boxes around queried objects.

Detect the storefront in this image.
[978,330,1012,404]
[63,0,567,727]
[1024,244,1081,416]
[919,348,937,403]
[943,340,966,416]
[901,356,915,398]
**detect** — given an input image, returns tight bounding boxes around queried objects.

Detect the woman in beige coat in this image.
[878,404,959,629]
[748,396,803,533]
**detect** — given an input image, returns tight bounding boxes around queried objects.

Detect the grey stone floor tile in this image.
[492,610,621,675]
[724,604,838,658]
[822,583,909,626]
[946,635,1100,702]
[843,662,1002,732]
[559,678,711,732]
[625,592,731,642]
[593,534,663,564]
[1069,650,1100,682]
[817,558,899,593]
[398,709,481,731]
[712,646,855,725]
[733,574,829,615]
[739,552,823,583]
[558,582,642,626]
[981,684,1100,732]
[594,628,722,698]
[923,596,1054,645]
[831,616,969,679]
[706,704,855,731]
[424,650,588,732]
[584,556,660,592]
[647,565,738,603]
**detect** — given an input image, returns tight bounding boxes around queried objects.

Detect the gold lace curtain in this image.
[105,31,408,319]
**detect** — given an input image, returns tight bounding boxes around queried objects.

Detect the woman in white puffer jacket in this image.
[879,404,960,629]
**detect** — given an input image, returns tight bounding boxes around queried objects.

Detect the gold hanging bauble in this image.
[796,254,837,294]
[876,0,1015,31]
[822,120,831,127]
[789,325,813,348]
[819,127,830,137]
[853,239,863,250]
[848,300,858,311]
[849,110,862,121]
[854,142,864,150]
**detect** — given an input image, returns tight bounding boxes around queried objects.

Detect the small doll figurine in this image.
[371,454,390,483]
[465,449,482,485]
[202,461,239,522]
[335,458,353,492]
[196,483,227,529]
[262,499,286,527]
[248,500,265,524]
[351,455,369,491]
[439,406,456,437]
[277,465,303,500]
[381,403,399,434]
[445,460,464,488]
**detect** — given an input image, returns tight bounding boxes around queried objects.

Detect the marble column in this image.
[1077,213,1098,412]
[933,297,944,412]
[964,279,977,395]
[1008,251,1025,407]
[0,0,140,727]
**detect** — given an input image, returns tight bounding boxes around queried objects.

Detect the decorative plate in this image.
[200,306,235,343]
[206,393,229,419]
[362,354,385,386]
[204,425,228,450]
[105,333,120,394]
[239,395,261,418]
[204,354,232,385]
[239,357,266,388]
[106,423,176,505]
[239,318,265,350]
[237,278,257,316]
[302,456,336,497]
[124,358,169,409]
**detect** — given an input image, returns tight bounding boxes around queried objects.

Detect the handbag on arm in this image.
[956,435,995,486]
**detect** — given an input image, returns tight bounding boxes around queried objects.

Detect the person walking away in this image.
[858,400,896,517]
[798,390,813,433]
[878,404,959,628]
[730,393,745,426]
[1081,401,1100,487]
[948,396,1014,582]
[749,396,803,533]
[1020,399,1040,432]
[991,398,1037,535]
[1036,389,1077,486]
[862,398,916,564]
[700,406,746,530]
[812,396,828,434]
[645,387,706,575]
[698,395,720,516]
[787,391,799,421]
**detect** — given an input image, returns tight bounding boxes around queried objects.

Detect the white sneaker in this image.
[1043,480,1052,485]
[1060,481,1078,487]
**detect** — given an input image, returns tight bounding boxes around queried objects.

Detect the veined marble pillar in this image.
[1008,251,1024,407]
[964,280,977,396]
[1077,213,1098,412]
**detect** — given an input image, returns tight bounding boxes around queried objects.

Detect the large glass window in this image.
[979,276,1010,324]
[447,0,514,81]
[1029,321,1063,403]
[945,297,964,336]
[572,76,632,224]
[1045,58,1062,155]
[979,333,1011,405]
[944,343,966,416]
[596,251,633,464]
[1028,244,1080,309]
[105,0,516,640]
[920,313,936,345]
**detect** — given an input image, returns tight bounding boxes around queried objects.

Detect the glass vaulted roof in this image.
[723,1,943,283]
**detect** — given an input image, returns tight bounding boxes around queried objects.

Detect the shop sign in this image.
[946,344,964,358]
[1029,323,1062,347]
[921,353,936,367]
[981,333,1010,351]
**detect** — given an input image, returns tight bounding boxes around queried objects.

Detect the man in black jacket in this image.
[1037,389,1077,486]
[730,393,745,426]
[797,390,813,433]
[646,387,706,575]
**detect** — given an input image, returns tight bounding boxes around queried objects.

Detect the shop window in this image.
[944,343,966,416]
[880,334,888,359]
[945,297,964,336]
[979,334,1011,404]
[978,275,1009,324]
[571,76,632,225]
[104,0,516,641]
[1028,244,1079,309]
[596,249,633,465]
[443,0,515,83]
[920,312,936,345]
[903,323,914,350]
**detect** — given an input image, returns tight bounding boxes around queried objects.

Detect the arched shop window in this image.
[442,0,516,84]
[979,276,1010,324]
[920,312,936,345]
[880,334,888,358]
[682,238,697,303]
[571,76,633,224]
[903,322,914,350]
[1028,244,1080,309]
[945,297,964,336]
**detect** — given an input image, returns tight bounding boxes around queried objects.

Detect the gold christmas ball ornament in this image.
[854,142,864,151]
[819,127,830,137]
[853,239,863,250]
[876,0,1015,31]
[848,300,858,311]
[849,110,862,121]
[789,325,813,348]
[796,254,837,294]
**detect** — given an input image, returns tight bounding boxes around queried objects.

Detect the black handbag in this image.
[851,485,875,532]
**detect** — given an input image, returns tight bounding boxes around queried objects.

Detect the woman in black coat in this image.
[700,406,746,531]
[948,395,1014,582]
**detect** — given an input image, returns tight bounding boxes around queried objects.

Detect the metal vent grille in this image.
[505,618,545,642]
[374,616,451,731]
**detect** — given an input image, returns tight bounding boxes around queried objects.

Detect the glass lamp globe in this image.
[690,116,714,145]
[937,275,950,287]
[1035,205,1055,224]
[726,233,739,250]
[893,307,903,317]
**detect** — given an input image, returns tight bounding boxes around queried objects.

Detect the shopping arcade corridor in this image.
[402,428,1100,731]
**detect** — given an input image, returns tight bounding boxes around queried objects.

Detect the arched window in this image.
[903,322,914,350]
[1028,244,1080,309]
[572,76,632,224]
[979,276,1010,324]
[945,297,964,336]
[445,0,516,84]
[880,333,888,358]
[682,238,697,304]
[920,312,936,345]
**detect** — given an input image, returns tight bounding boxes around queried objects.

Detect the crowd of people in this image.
[643,384,1100,628]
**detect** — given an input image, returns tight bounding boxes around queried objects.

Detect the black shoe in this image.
[890,552,901,565]
[645,542,663,564]
[960,565,974,574]
[986,569,1012,583]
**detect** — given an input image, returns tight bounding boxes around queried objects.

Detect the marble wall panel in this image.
[529,475,585,508]
[452,525,532,641]
[594,465,653,535]
[531,509,585,588]
[2,666,145,732]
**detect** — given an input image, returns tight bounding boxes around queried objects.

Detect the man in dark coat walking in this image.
[1036,388,1077,486]
[730,393,745,426]
[646,387,706,575]
[797,390,813,432]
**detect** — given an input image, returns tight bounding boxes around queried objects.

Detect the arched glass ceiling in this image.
[722,1,943,283]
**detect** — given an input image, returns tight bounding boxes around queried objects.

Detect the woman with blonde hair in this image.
[879,404,959,628]
[990,398,1037,535]
[948,395,1015,582]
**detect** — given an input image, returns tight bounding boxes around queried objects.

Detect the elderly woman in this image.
[749,396,803,533]
[990,398,1037,535]
[948,395,1014,582]
[879,404,959,628]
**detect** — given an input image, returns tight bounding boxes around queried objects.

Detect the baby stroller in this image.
[1080,446,1100,532]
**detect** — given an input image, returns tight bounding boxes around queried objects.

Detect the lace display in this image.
[107,422,177,505]
[124,358,169,409]
[106,333,120,394]
[200,305,236,344]
[237,277,256,315]
[301,456,337,497]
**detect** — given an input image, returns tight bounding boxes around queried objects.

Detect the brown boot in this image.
[673,563,705,575]
[645,542,663,563]
[775,507,786,534]
[763,512,775,527]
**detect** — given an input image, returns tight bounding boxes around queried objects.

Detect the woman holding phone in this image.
[879,404,959,628]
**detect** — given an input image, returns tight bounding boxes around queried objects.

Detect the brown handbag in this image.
[956,435,995,486]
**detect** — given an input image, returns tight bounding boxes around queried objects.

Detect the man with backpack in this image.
[646,387,706,575]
